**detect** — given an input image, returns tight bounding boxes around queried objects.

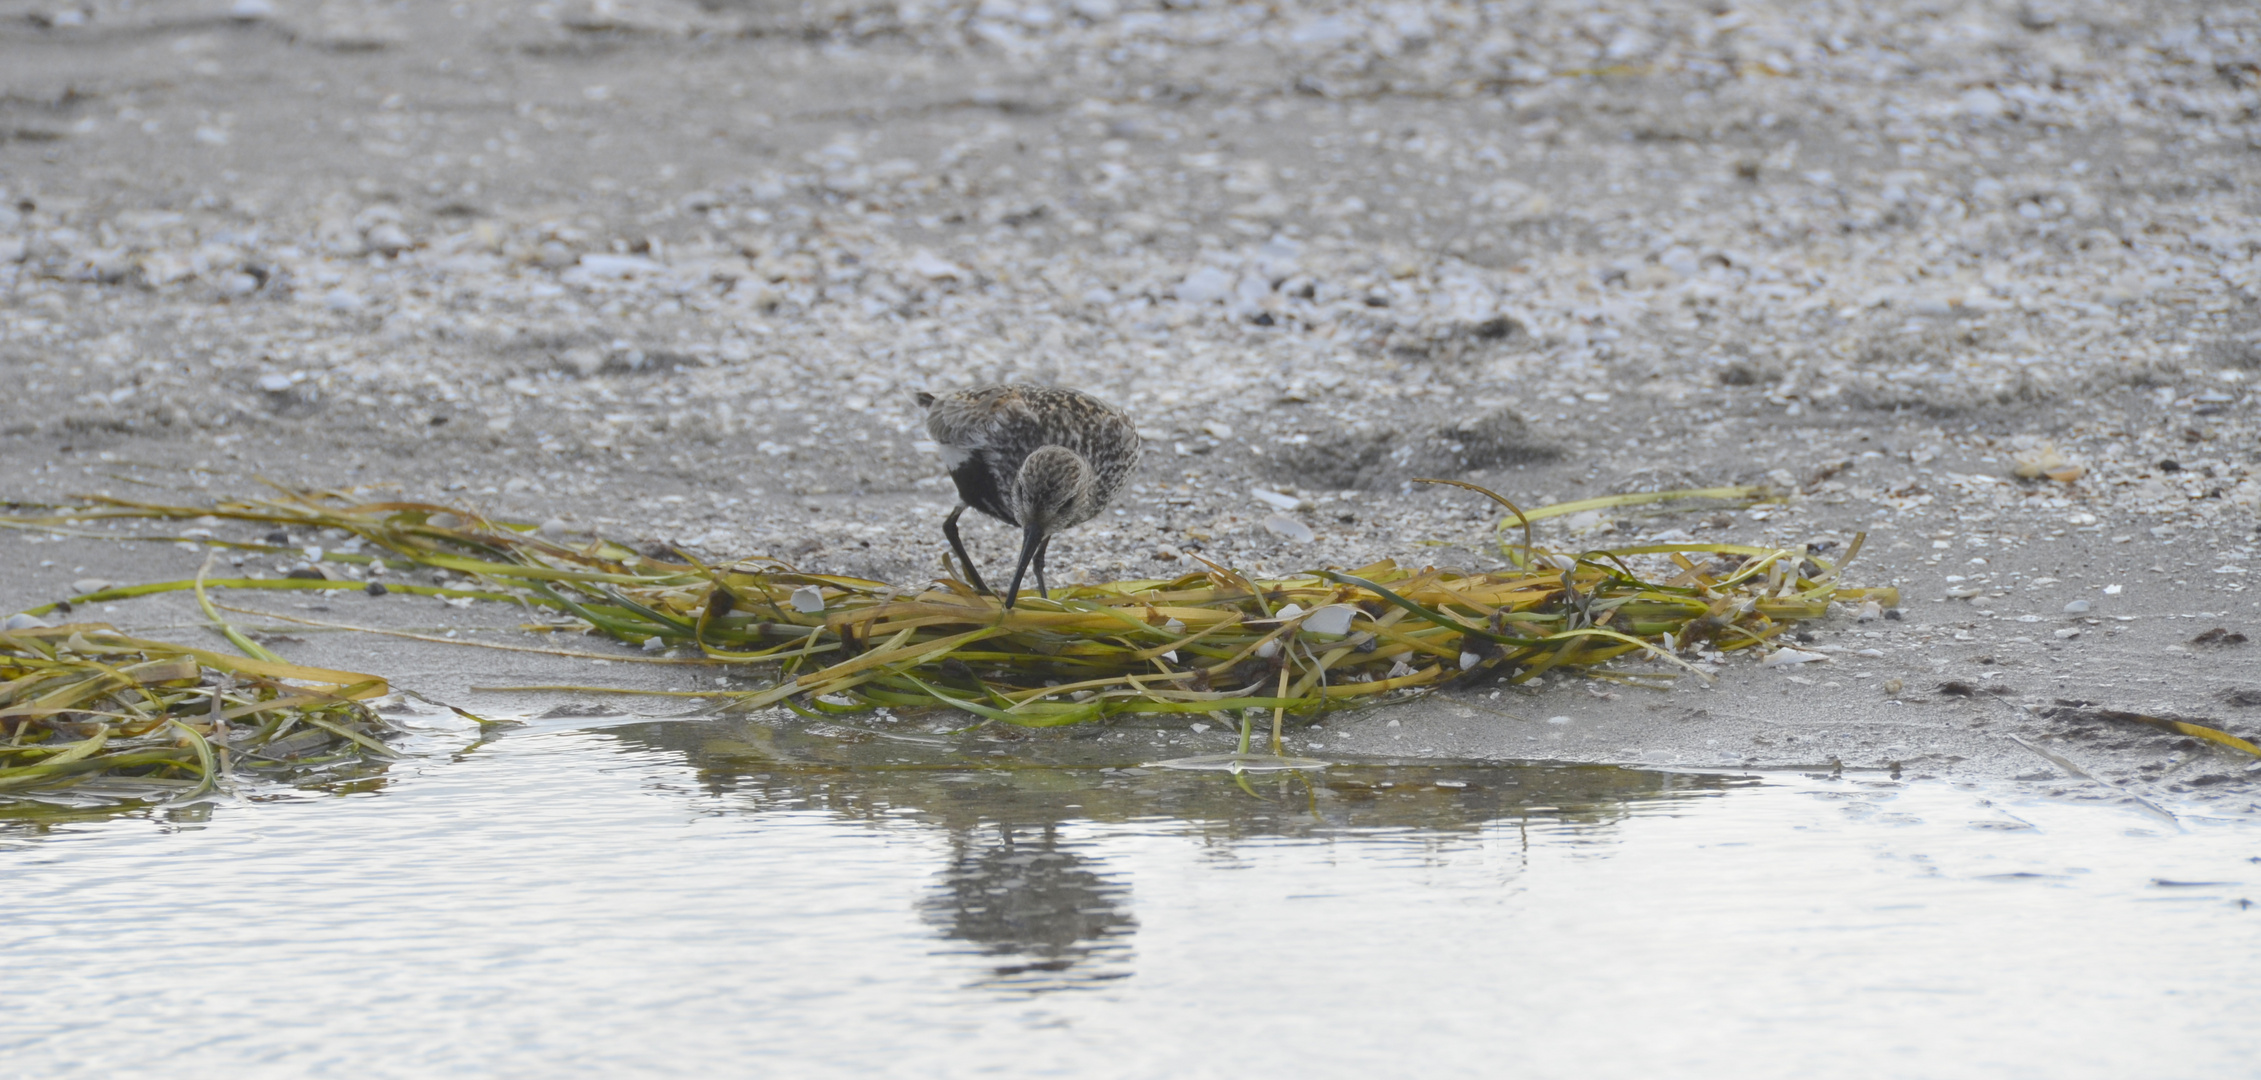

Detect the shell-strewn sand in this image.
[3,0,2258,805]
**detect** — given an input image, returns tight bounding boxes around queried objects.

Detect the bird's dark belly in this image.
[950,455,1017,526]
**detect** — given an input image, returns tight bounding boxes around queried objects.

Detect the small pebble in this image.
[2063,600,2092,614]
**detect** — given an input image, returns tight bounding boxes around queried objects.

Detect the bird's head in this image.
[1003,446,1095,608]
[1009,446,1095,532]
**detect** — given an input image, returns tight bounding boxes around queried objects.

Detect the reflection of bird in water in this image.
[916,385,1141,608]
[919,821,1136,987]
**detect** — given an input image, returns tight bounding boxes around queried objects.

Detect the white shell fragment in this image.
[1762,647,1830,667]
[1174,266,1235,304]
[1262,515,1314,543]
[789,585,825,613]
[1301,604,1357,636]
[903,249,964,280]
[4,613,51,631]
[1251,488,1304,512]
[572,253,665,279]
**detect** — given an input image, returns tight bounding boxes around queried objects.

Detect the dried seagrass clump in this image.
[0,624,392,804]
[6,484,1896,741]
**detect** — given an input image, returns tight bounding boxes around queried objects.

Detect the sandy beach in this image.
[3,0,2258,805]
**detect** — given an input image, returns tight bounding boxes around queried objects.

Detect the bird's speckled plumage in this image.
[916,384,1141,605]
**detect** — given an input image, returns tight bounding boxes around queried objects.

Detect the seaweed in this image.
[4,483,1897,761]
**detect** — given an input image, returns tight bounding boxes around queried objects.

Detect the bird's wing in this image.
[924,387,1032,451]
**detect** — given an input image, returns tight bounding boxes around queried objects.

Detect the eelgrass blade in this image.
[1314,571,1517,647]
[901,675,1104,728]
[196,554,283,664]
[1413,477,1535,557]
[167,718,219,800]
[1498,485,1776,526]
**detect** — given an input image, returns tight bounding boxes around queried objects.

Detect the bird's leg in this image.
[1032,537,1052,601]
[942,505,991,595]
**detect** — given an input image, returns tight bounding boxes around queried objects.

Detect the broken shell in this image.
[1761,647,1829,666]
[1302,604,1357,636]
[1263,515,1315,543]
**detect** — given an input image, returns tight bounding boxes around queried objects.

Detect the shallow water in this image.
[3,710,2257,1078]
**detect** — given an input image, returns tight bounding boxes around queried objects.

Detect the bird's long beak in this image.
[1002,523,1044,610]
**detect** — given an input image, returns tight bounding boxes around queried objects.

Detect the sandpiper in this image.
[915,384,1141,608]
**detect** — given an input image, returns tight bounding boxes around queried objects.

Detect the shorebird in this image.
[916,384,1140,608]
